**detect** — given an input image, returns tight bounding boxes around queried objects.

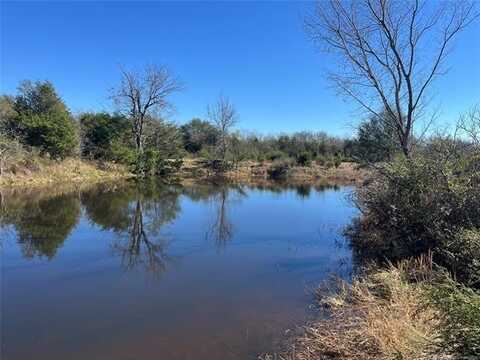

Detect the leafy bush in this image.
[205,159,234,174]
[334,156,342,168]
[265,150,286,161]
[353,112,398,163]
[80,112,130,160]
[109,138,137,165]
[18,112,78,158]
[439,229,480,288]
[10,81,79,158]
[347,150,480,287]
[181,118,219,154]
[296,151,312,166]
[267,159,293,180]
[427,278,480,357]
[198,146,215,160]
[316,155,327,166]
[131,148,182,177]
[325,160,335,168]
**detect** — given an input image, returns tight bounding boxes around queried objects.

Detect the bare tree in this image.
[207,95,238,161]
[306,0,476,156]
[458,104,480,147]
[111,65,183,154]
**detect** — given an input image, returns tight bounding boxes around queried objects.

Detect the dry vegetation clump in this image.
[262,257,443,360]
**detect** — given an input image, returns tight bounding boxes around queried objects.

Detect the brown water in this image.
[1,181,356,360]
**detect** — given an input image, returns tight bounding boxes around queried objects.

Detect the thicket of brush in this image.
[348,140,480,288]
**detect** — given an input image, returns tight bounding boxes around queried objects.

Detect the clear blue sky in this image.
[1,1,479,137]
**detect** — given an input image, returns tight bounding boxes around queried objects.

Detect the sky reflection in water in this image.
[1,181,356,360]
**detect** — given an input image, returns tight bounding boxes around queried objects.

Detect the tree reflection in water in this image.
[205,184,246,250]
[0,191,80,259]
[1,182,255,272]
[112,199,172,274]
[82,182,181,276]
[173,182,245,250]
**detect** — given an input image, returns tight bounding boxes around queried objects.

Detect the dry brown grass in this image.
[0,158,133,189]
[262,256,443,360]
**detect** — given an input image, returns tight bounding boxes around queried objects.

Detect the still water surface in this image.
[1,181,356,360]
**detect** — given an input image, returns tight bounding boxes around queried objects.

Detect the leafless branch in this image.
[111,64,183,153]
[207,94,238,161]
[306,0,477,156]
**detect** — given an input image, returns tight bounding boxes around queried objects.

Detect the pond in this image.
[1,181,356,360]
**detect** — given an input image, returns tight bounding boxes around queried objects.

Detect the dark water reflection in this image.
[1,181,356,360]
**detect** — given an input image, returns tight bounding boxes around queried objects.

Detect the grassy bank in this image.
[0,158,133,189]
[0,156,367,190]
[262,256,480,360]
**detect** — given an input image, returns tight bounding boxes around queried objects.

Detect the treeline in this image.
[0,78,389,177]
[181,119,350,166]
[0,80,186,176]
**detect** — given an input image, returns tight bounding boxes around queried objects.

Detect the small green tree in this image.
[180,118,219,154]
[11,81,78,158]
[80,112,131,160]
[18,111,78,158]
[355,113,398,163]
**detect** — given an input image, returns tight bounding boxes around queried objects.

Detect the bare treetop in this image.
[208,95,238,162]
[111,64,183,153]
[306,0,477,156]
[113,64,182,118]
[207,94,237,132]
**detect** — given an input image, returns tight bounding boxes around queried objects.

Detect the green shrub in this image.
[205,159,233,174]
[334,156,342,168]
[316,155,327,166]
[354,112,398,163]
[140,148,160,176]
[156,158,184,176]
[266,150,286,161]
[180,118,219,154]
[198,146,214,160]
[347,150,480,287]
[80,112,130,160]
[18,112,78,158]
[11,81,79,159]
[439,229,480,288]
[316,155,338,168]
[267,159,293,180]
[109,139,137,165]
[427,278,480,357]
[131,148,183,177]
[296,151,312,166]
[256,153,266,163]
[325,160,335,168]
